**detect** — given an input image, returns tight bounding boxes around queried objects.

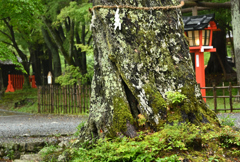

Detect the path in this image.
[0,110,88,143]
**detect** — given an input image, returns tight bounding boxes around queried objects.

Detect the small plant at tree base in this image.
[219,114,236,127]
[74,121,86,137]
[137,114,146,126]
[166,91,187,106]
[6,149,14,160]
[156,154,180,162]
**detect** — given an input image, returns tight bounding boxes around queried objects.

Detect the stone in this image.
[20,154,42,161]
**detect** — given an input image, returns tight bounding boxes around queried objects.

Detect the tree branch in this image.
[42,16,74,66]
[2,41,13,46]
[0,29,12,41]
[181,7,211,13]
[184,1,231,9]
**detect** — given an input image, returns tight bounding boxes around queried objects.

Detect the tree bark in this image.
[231,0,240,83]
[41,27,62,81]
[0,65,4,99]
[30,44,43,86]
[76,0,220,143]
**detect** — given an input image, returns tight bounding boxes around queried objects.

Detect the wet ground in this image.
[0,109,88,143]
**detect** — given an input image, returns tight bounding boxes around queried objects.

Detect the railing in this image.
[201,82,240,112]
[37,84,91,114]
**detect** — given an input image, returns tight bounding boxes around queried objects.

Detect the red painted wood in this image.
[195,52,206,102]
[5,74,15,92]
[31,75,37,88]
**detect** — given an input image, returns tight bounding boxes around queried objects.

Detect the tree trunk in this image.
[231,0,240,83]
[41,27,62,81]
[76,0,220,143]
[0,65,4,99]
[205,30,235,76]
[30,45,43,86]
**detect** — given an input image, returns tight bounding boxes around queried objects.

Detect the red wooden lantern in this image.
[183,14,220,101]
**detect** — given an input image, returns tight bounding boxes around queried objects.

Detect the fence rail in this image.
[38,85,91,114]
[201,82,240,113]
[38,82,240,114]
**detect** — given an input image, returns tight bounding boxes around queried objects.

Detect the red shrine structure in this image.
[183,14,220,101]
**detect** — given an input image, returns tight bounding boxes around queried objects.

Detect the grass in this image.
[204,82,240,113]
[0,88,38,113]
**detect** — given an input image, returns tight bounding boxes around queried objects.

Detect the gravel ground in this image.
[0,111,88,143]
[217,112,240,128]
[0,110,240,144]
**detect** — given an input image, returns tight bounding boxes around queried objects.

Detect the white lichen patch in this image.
[137,63,143,72]
[173,55,180,64]
[195,84,202,98]
[138,89,153,115]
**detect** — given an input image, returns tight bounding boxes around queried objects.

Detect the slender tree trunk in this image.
[22,62,30,89]
[30,45,43,86]
[205,30,235,76]
[42,27,62,81]
[76,0,219,144]
[0,65,4,99]
[231,0,240,83]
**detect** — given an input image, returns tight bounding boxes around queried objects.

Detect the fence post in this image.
[64,86,67,113]
[213,83,217,113]
[51,85,54,113]
[229,82,233,112]
[223,82,226,112]
[38,86,41,113]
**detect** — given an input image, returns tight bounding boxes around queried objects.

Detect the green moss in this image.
[109,96,134,137]
[143,84,166,114]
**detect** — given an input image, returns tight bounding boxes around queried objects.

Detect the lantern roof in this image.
[182,14,218,31]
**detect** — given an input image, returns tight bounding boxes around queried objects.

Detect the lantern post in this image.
[183,14,220,101]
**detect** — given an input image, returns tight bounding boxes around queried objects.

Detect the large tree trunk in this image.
[205,30,235,76]
[76,0,220,143]
[231,0,240,84]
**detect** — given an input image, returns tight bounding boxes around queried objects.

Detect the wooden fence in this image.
[38,85,91,114]
[201,82,240,112]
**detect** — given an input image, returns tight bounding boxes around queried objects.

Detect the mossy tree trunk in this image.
[76,0,220,143]
[231,0,240,84]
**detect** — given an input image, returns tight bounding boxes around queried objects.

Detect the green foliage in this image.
[40,145,58,158]
[156,154,179,162]
[219,114,236,127]
[137,114,147,126]
[0,88,38,113]
[6,149,14,160]
[166,91,187,106]
[75,44,93,53]
[56,65,93,86]
[0,43,26,73]
[42,119,240,161]
[74,121,86,137]
[55,1,92,25]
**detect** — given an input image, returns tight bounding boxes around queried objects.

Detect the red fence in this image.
[5,74,37,92]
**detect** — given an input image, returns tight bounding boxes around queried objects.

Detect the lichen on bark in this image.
[75,0,220,144]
